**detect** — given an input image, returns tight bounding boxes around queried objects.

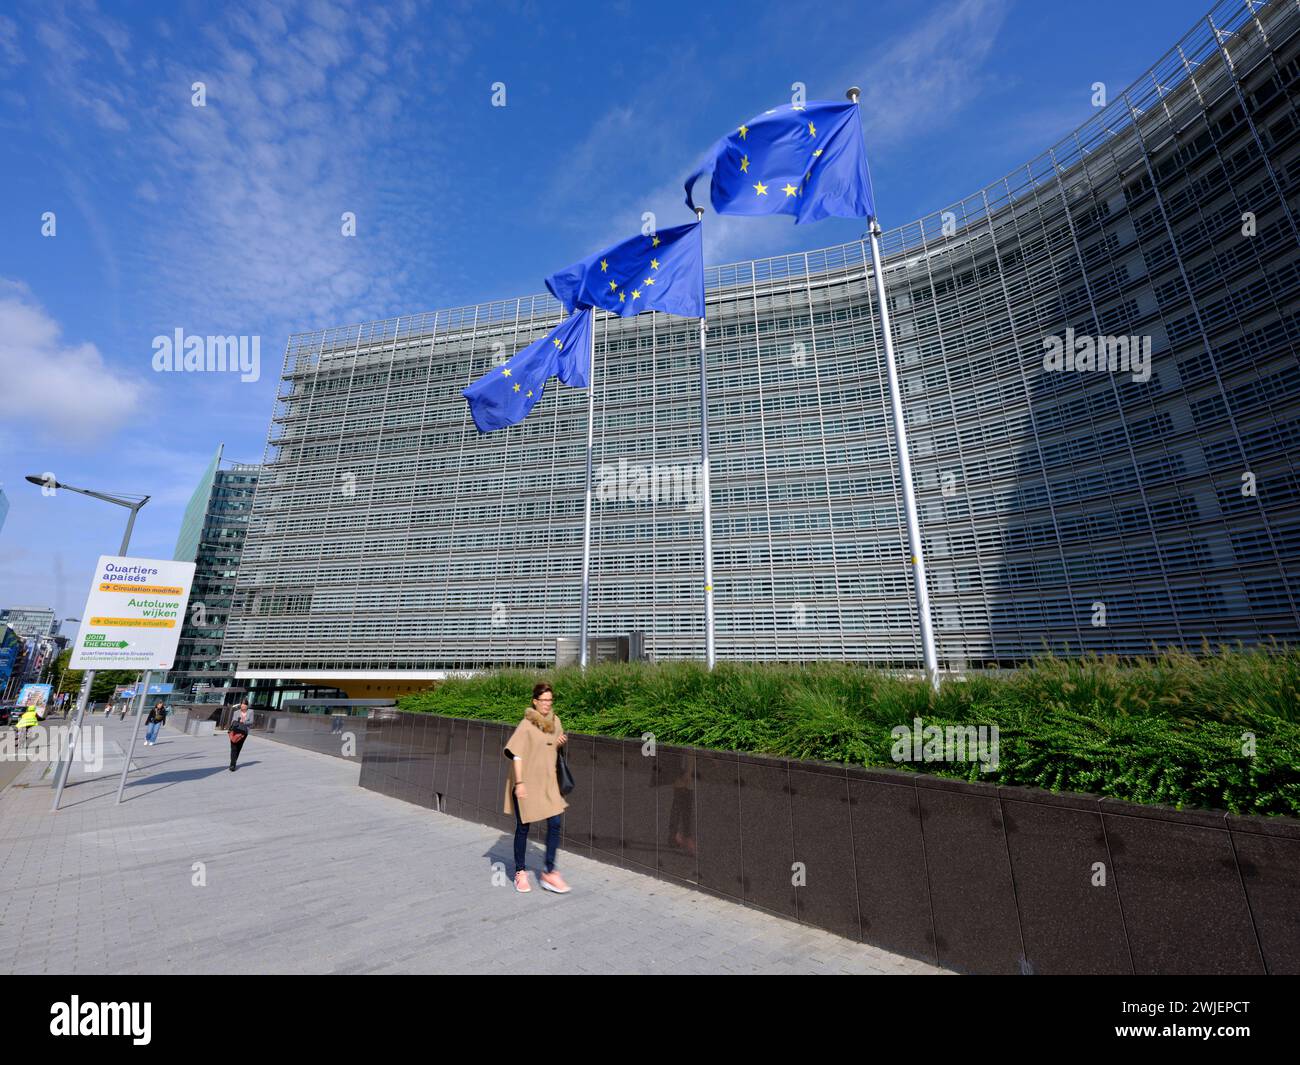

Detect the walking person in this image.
[228,701,252,772]
[502,682,571,894]
[145,701,166,746]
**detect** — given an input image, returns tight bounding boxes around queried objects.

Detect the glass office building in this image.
[0,607,59,639]
[169,446,262,697]
[224,0,1300,685]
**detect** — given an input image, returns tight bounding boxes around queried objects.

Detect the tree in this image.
[50,648,75,695]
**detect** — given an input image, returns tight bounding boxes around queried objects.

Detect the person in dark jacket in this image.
[145,701,166,745]
[229,702,252,771]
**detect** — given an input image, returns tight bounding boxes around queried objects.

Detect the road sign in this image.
[120,682,175,698]
[70,556,197,671]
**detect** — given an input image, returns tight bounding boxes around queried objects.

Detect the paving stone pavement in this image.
[0,717,949,975]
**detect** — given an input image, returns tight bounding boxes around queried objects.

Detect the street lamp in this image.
[27,475,150,811]
[24,476,149,554]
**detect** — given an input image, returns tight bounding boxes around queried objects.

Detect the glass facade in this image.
[224,0,1300,676]
[169,457,261,695]
[174,446,222,564]
[0,607,58,639]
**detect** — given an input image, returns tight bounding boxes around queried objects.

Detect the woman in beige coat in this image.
[503,682,570,894]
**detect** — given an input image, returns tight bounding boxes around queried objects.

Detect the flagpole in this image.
[578,312,596,669]
[695,207,718,669]
[848,87,940,692]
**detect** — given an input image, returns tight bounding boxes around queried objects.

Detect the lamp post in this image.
[26,476,150,811]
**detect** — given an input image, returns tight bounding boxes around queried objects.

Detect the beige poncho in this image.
[502,710,568,823]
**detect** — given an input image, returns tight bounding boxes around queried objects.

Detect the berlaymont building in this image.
[223,0,1300,699]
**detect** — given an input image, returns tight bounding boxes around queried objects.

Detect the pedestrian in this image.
[502,682,571,894]
[119,701,128,720]
[228,701,252,771]
[145,701,166,745]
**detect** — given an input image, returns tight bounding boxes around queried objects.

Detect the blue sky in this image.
[0,0,1207,629]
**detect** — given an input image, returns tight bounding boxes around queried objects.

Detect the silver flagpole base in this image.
[695,206,717,669]
[578,313,597,670]
[866,219,940,692]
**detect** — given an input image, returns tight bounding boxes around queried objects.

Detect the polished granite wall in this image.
[213,706,371,761]
[255,707,1295,974]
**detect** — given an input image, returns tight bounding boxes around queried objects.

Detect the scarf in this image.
[525,707,557,734]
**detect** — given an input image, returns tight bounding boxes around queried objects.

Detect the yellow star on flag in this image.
[782,183,798,197]
[600,258,608,272]
[552,337,563,348]
[738,124,748,139]
[753,180,768,196]
[644,277,655,285]
[813,148,823,157]
[739,154,749,173]
[808,121,816,137]
[652,235,661,247]
[501,368,511,377]
[526,390,534,397]
[512,383,520,392]
[650,258,659,270]
[618,291,625,302]
[631,289,641,299]
[609,280,618,290]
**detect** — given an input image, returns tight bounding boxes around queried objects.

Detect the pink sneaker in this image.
[539,871,571,894]
[514,871,531,893]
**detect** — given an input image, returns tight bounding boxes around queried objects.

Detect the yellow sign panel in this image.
[88,617,177,628]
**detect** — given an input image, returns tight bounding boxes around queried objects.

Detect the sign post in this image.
[52,556,195,811]
[116,670,152,804]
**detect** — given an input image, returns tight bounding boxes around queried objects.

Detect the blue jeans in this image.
[145,721,161,743]
[513,794,561,876]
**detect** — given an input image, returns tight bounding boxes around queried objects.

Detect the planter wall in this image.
[216,707,371,762]
[355,710,1300,974]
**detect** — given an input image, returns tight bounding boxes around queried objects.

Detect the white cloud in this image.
[19,0,463,336]
[536,0,1012,276]
[0,14,22,67]
[855,0,1012,148]
[0,280,150,441]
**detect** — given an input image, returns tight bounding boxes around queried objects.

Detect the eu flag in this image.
[545,221,704,319]
[684,101,874,224]
[461,309,592,432]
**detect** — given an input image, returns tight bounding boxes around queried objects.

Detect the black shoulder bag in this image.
[556,742,575,796]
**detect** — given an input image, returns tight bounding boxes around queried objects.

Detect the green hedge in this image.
[396,649,1300,817]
